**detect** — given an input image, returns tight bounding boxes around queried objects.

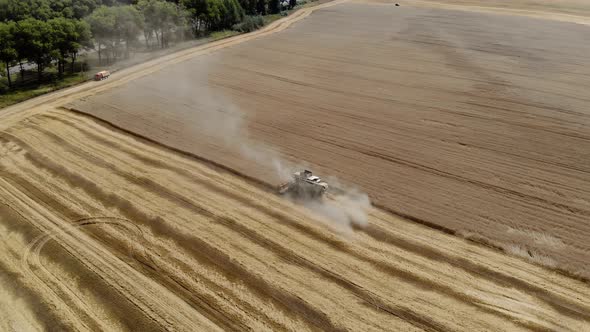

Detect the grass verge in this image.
[209,30,241,41]
[0,73,88,109]
[263,13,285,25]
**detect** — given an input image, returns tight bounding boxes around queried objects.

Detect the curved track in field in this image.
[1,108,589,331]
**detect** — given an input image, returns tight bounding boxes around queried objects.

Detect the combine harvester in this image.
[278,170,329,200]
[279,170,370,227]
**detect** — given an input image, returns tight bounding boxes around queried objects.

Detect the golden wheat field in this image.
[2,0,590,331]
[1,106,589,330]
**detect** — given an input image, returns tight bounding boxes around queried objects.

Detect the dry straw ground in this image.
[2,0,590,330]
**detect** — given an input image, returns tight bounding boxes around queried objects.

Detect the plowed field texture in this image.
[1,0,590,331]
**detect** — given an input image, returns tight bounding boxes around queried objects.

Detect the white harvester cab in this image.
[279,170,328,199]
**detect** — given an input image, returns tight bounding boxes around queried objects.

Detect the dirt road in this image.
[68,2,590,278]
[1,108,589,330]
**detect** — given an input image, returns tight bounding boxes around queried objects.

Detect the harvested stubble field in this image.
[69,2,590,277]
[1,0,590,331]
[0,108,589,331]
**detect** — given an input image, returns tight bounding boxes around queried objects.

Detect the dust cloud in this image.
[303,187,371,235]
[172,60,372,233]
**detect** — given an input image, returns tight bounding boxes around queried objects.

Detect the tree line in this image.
[0,18,91,87]
[0,0,298,90]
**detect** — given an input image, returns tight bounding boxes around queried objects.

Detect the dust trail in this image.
[169,59,372,232]
[304,193,371,235]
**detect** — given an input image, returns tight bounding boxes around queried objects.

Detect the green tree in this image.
[288,0,295,9]
[0,21,17,88]
[222,0,244,28]
[71,0,102,18]
[71,19,92,71]
[48,0,75,18]
[114,5,144,57]
[138,0,157,46]
[138,0,186,48]
[256,0,266,15]
[49,17,76,76]
[181,0,207,35]
[49,18,91,75]
[0,0,111,21]
[85,6,116,64]
[14,18,55,82]
[183,0,244,33]
[268,0,279,14]
[238,0,256,15]
[0,0,57,21]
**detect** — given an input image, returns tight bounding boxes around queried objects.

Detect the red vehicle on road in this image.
[94,70,111,81]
